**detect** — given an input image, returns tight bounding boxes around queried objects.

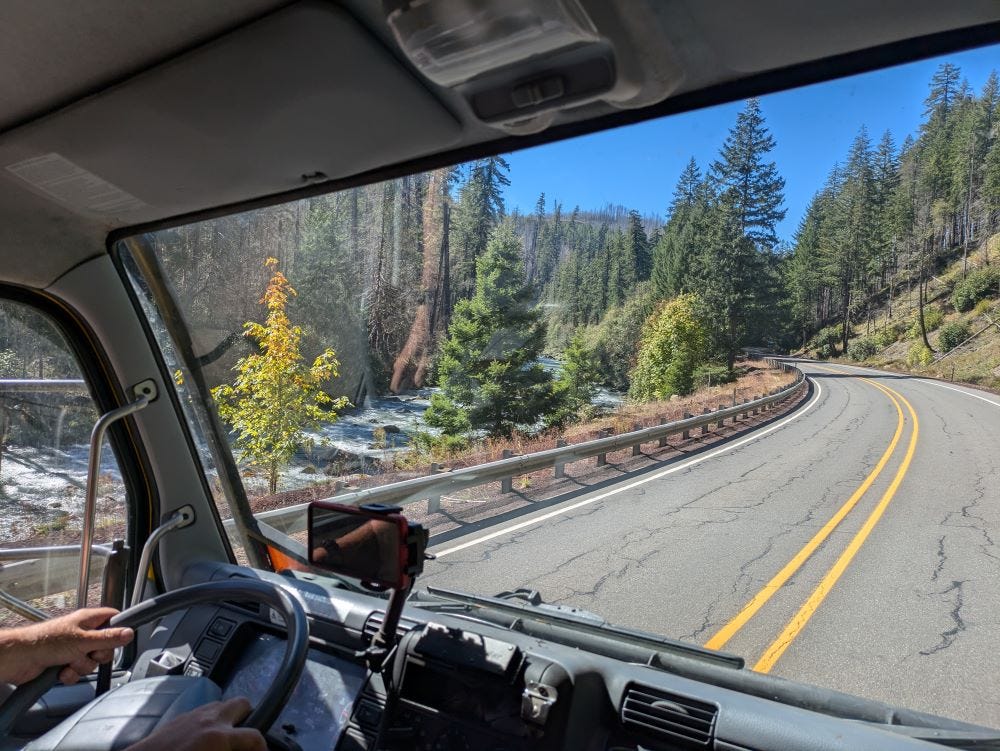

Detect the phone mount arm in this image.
[362,507,430,673]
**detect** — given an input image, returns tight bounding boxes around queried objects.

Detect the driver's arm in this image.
[1,611,265,751]
[0,607,134,686]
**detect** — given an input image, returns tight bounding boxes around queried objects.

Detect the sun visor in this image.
[0,1,461,225]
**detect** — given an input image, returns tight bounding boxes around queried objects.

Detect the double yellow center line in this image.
[702,367,920,672]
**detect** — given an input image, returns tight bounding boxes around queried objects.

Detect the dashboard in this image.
[222,633,366,747]
[124,563,994,751]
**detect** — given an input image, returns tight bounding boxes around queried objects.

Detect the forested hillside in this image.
[147,62,1000,436]
[787,64,1000,357]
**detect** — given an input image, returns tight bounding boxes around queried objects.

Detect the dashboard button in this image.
[209,618,235,638]
[195,640,221,661]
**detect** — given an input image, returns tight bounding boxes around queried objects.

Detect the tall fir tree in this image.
[426,223,555,437]
[710,98,787,247]
[451,156,511,300]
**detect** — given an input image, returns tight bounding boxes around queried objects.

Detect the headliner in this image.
[1,0,999,287]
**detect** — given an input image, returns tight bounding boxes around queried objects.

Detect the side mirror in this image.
[307,502,414,589]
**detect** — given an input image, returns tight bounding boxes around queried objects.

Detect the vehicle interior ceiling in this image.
[4,1,1000,750]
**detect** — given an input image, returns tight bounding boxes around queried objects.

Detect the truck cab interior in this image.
[1,2,1000,750]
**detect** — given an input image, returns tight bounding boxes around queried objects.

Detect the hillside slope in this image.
[804,234,1000,391]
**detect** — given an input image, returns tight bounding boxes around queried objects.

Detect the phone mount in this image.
[357,504,429,672]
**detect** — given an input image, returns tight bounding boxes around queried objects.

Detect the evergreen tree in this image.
[710,98,787,247]
[691,193,769,368]
[451,156,511,300]
[545,333,601,428]
[426,224,555,437]
[627,209,652,281]
[823,127,877,352]
[653,164,710,298]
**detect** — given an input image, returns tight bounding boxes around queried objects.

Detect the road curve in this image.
[420,360,1000,727]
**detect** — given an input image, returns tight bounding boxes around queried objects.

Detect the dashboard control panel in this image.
[377,622,570,751]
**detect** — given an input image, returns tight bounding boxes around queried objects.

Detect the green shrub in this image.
[692,363,734,389]
[871,328,898,349]
[937,321,970,352]
[906,307,944,338]
[973,298,995,317]
[951,267,1000,312]
[629,294,707,401]
[813,325,842,358]
[847,338,879,360]
[906,342,934,367]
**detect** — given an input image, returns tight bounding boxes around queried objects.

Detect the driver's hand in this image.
[128,698,266,751]
[0,607,134,686]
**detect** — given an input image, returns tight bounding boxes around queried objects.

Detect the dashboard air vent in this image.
[363,611,418,643]
[621,684,718,748]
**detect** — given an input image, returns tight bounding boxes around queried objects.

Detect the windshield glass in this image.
[119,44,1000,726]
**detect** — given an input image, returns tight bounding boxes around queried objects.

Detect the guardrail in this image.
[0,365,804,608]
[241,360,805,536]
[0,544,113,617]
[0,379,89,396]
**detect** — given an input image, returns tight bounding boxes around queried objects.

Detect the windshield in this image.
[119,44,1000,728]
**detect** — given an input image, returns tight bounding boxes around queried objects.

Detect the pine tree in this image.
[653,162,709,298]
[824,127,877,352]
[545,333,601,428]
[451,156,511,300]
[627,210,652,280]
[426,224,555,437]
[710,98,787,247]
[691,193,769,368]
[213,258,348,493]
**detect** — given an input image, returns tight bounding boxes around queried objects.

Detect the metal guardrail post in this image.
[597,429,611,465]
[500,449,514,493]
[701,407,710,435]
[718,404,726,425]
[658,418,668,447]
[682,412,692,439]
[554,439,567,478]
[631,423,643,456]
[428,463,449,512]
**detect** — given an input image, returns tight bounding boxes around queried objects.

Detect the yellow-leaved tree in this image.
[212,257,348,494]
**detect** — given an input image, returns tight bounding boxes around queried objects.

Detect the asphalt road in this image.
[420,360,1000,727]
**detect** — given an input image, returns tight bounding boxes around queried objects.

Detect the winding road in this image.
[420,360,1000,727]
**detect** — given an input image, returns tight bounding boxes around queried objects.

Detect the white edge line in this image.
[919,378,1000,409]
[815,359,1000,410]
[432,378,823,558]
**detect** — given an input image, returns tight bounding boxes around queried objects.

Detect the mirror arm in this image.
[130,506,195,608]
[78,394,150,609]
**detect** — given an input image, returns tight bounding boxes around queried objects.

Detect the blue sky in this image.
[500,43,999,245]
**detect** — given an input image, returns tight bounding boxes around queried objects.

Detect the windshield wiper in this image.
[414,586,744,669]
[868,723,1000,750]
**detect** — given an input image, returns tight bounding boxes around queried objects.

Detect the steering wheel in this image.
[0,579,309,743]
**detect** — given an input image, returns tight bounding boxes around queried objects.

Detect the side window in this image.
[0,300,128,626]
